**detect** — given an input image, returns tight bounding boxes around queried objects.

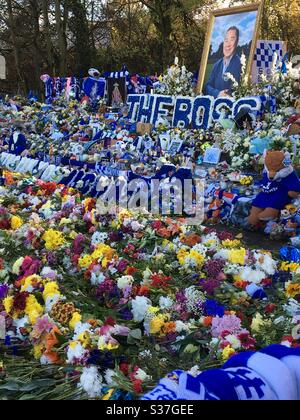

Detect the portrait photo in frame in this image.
[197,3,264,99]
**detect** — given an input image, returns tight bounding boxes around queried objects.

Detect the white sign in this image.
[252,40,287,84]
[0,55,6,80]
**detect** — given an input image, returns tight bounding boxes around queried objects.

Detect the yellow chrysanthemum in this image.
[25,295,43,325]
[78,254,93,269]
[33,344,43,359]
[280,262,300,272]
[42,229,65,250]
[69,312,82,330]
[43,281,61,302]
[286,283,300,298]
[222,239,242,249]
[229,248,246,265]
[222,346,235,362]
[3,296,14,315]
[150,315,165,335]
[21,275,42,292]
[11,215,23,230]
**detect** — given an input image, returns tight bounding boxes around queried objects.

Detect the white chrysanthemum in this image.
[214,249,230,260]
[45,294,62,313]
[104,369,117,387]
[131,296,151,322]
[91,271,106,286]
[73,322,92,340]
[192,243,207,257]
[79,366,103,398]
[225,334,241,350]
[240,267,266,285]
[67,342,86,364]
[254,252,277,275]
[175,320,189,333]
[135,368,151,381]
[159,296,174,310]
[91,232,108,246]
[117,275,134,290]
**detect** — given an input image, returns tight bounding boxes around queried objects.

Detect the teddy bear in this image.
[248,150,300,226]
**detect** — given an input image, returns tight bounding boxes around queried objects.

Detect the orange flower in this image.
[157,228,171,238]
[45,326,61,352]
[162,322,176,334]
[181,233,202,247]
[125,266,138,276]
[203,316,213,327]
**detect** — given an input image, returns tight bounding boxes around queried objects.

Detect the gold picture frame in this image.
[197,2,264,95]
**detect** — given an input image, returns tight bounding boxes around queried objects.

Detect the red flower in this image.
[104,316,116,326]
[13,292,29,311]
[150,273,172,289]
[265,304,276,313]
[152,220,162,230]
[133,379,143,394]
[120,363,129,376]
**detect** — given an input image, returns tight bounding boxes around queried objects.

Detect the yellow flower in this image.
[190,250,205,267]
[42,229,65,250]
[77,331,91,348]
[11,215,23,230]
[102,389,114,400]
[148,306,160,314]
[251,313,264,333]
[69,312,82,330]
[12,257,24,275]
[222,239,242,249]
[3,296,14,315]
[78,254,93,269]
[33,344,43,359]
[229,248,246,265]
[25,295,43,325]
[222,346,235,362]
[280,262,300,272]
[286,283,300,298]
[43,282,61,302]
[21,275,42,292]
[150,315,165,335]
[177,248,189,265]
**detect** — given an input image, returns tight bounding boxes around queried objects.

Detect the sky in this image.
[210,10,258,54]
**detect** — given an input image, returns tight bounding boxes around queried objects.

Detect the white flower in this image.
[225,334,241,350]
[240,267,266,285]
[73,322,91,340]
[45,294,62,313]
[135,368,151,381]
[67,342,86,364]
[91,271,106,286]
[91,232,108,246]
[104,369,118,386]
[117,275,134,290]
[254,252,277,275]
[175,320,189,333]
[131,296,151,322]
[159,296,174,310]
[79,366,103,398]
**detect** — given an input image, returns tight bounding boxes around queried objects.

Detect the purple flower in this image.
[0,284,8,299]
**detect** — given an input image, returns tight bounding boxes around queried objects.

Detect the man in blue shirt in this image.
[204,26,242,98]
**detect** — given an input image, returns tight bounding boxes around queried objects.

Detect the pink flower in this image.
[211,315,247,338]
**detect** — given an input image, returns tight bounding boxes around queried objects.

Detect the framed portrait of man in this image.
[197,3,264,98]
